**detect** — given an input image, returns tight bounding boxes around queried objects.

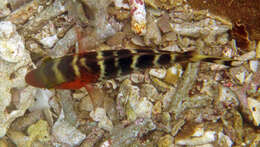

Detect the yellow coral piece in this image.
[27,120,50,142]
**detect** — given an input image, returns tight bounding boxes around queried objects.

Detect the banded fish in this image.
[25,49,238,89]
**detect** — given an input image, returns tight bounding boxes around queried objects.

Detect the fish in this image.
[25,49,238,89]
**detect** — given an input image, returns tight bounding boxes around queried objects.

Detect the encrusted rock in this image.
[158,134,174,147]
[149,68,167,79]
[90,107,113,131]
[175,123,216,146]
[247,98,260,126]
[0,21,27,63]
[0,21,35,137]
[52,110,86,146]
[164,64,183,85]
[27,120,50,142]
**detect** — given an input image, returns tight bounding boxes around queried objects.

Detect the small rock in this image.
[162,32,177,42]
[152,101,162,115]
[217,33,229,45]
[171,119,185,136]
[149,68,167,79]
[235,71,246,84]
[145,15,161,45]
[218,86,239,108]
[175,131,216,145]
[98,117,113,132]
[117,81,153,120]
[0,139,8,147]
[52,110,86,146]
[130,0,147,35]
[29,89,53,111]
[162,112,171,125]
[131,36,145,46]
[158,14,172,33]
[39,35,58,48]
[7,130,32,147]
[218,132,233,147]
[130,73,145,83]
[247,98,260,126]
[113,0,129,9]
[0,21,27,63]
[106,32,125,46]
[229,66,249,84]
[256,41,260,58]
[27,120,50,142]
[140,84,160,101]
[158,134,174,147]
[90,107,107,122]
[175,123,216,146]
[161,44,181,52]
[79,95,94,112]
[249,60,259,73]
[164,64,183,85]
[126,101,137,121]
[72,92,86,100]
[0,0,11,18]
[130,97,153,118]
[151,76,172,91]
[90,107,113,131]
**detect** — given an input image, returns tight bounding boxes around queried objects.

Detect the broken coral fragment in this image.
[0,21,35,138]
[0,21,27,63]
[90,107,113,131]
[103,119,156,146]
[158,134,174,147]
[113,0,129,9]
[27,120,50,142]
[0,0,11,18]
[29,89,53,111]
[176,130,216,145]
[129,0,147,35]
[52,110,86,146]
[248,98,260,126]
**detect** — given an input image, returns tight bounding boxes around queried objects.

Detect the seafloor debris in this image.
[113,0,129,9]
[27,120,50,143]
[0,0,11,18]
[188,0,260,41]
[129,0,147,35]
[257,41,260,58]
[175,123,216,146]
[0,21,35,138]
[101,118,156,146]
[167,63,200,117]
[90,107,113,131]
[0,0,259,146]
[52,110,86,146]
[6,0,39,25]
[247,98,260,127]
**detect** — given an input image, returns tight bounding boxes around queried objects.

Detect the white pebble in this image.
[249,60,258,72]
[52,110,86,146]
[0,21,26,63]
[29,89,53,111]
[149,68,166,79]
[40,35,58,48]
[248,98,260,126]
[90,107,107,122]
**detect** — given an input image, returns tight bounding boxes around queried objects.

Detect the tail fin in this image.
[184,51,239,67]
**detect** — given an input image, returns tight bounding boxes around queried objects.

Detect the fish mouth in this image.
[25,70,46,88]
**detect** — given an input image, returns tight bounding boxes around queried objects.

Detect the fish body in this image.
[25,49,235,89]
